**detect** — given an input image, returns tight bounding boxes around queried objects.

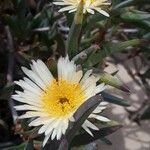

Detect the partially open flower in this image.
[53,0,110,16]
[12,56,109,146]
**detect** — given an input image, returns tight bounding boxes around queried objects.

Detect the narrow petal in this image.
[14,80,42,96]
[14,105,43,111]
[32,60,53,86]
[56,126,62,140]
[82,124,93,136]
[29,117,50,126]
[80,70,92,84]
[94,8,109,17]
[18,111,48,119]
[53,2,69,5]
[21,67,46,90]
[38,119,56,134]
[69,8,77,13]
[23,77,43,92]
[43,133,51,147]
[12,95,41,106]
[86,8,95,14]
[45,119,62,136]
[83,120,99,130]
[89,114,110,122]
[95,83,105,94]
[61,119,69,134]
[57,56,77,82]
[92,106,106,114]
[51,129,57,140]
[58,6,76,12]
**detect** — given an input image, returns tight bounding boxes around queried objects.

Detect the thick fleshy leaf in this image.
[2,142,26,150]
[24,140,34,150]
[113,0,150,10]
[58,139,68,150]
[140,106,150,120]
[121,10,150,29]
[83,39,142,67]
[66,95,102,143]
[70,121,122,147]
[99,72,130,93]
[102,92,130,107]
[66,0,84,57]
[100,138,112,145]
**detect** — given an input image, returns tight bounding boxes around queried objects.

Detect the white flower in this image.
[12,56,109,146]
[53,0,110,16]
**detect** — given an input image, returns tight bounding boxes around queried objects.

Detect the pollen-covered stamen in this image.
[59,97,70,111]
[41,79,86,117]
[59,97,70,104]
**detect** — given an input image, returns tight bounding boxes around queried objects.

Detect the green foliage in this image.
[70,121,122,147]
[102,92,130,107]
[66,95,102,144]
[66,1,84,57]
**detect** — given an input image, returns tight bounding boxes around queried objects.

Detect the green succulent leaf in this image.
[113,0,150,10]
[140,107,150,120]
[2,142,27,150]
[66,95,102,144]
[83,39,141,67]
[70,121,122,147]
[66,0,84,57]
[121,10,150,30]
[99,72,130,93]
[102,92,130,107]
[24,140,34,150]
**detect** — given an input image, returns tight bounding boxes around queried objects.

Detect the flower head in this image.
[12,56,109,146]
[53,0,110,16]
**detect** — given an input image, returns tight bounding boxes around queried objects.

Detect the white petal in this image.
[69,8,77,13]
[18,111,48,119]
[99,102,108,106]
[58,5,76,12]
[31,60,53,86]
[57,56,77,82]
[45,119,62,136]
[92,106,106,114]
[94,8,109,17]
[43,133,51,147]
[95,83,105,94]
[72,70,83,84]
[53,2,69,5]
[56,126,62,140]
[69,116,75,122]
[12,95,40,106]
[14,80,42,96]
[82,124,93,136]
[21,67,46,90]
[86,8,95,14]
[29,117,50,126]
[23,77,42,92]
[83,120,99,130]
[51,129,57,140]
[14,105,43,111]
[89,114,110,122]
[38,118,56,134]
[62,119,69,134]
[80,70,92,84]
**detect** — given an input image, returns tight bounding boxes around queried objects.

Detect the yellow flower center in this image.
[41,79,85,118]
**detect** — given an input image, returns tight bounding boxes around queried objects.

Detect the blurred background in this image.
[0,0,150,149]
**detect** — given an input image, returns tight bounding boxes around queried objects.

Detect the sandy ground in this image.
[98,60,150,150]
